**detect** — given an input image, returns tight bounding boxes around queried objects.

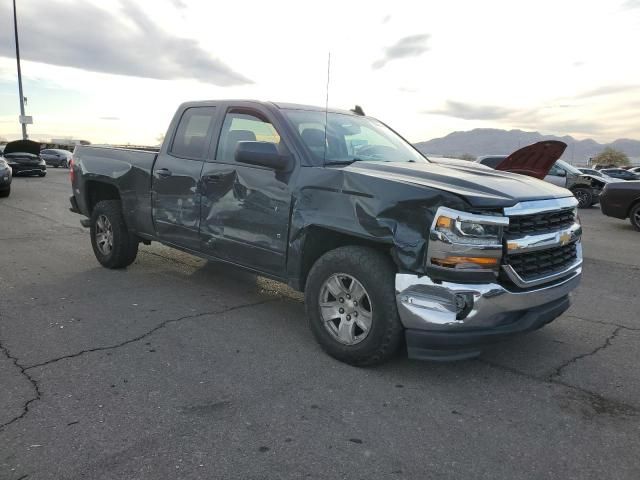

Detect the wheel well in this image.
[298,226,393,291]
[86,181,121,214]
[628,198,640,217]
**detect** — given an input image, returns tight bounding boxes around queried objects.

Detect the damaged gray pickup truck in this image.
[70,100,582,365]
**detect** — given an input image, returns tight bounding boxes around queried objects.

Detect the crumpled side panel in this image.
[286,167,469,286]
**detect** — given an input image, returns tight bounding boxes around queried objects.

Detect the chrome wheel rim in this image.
[575,190,590,207]
[95,215,114,256]
[319,273,373,345]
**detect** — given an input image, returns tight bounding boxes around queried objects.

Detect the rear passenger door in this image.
[151,106,219,250]
[199,105,293,276]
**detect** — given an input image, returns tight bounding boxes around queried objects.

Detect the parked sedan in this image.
[600,168,640,181]
[41,148,72,168]
[577,167,621,181]
[0,156,12,197]
[600,181,640,230]
[2,140,46,177]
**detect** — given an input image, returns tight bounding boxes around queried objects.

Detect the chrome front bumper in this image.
[395,267,581,332]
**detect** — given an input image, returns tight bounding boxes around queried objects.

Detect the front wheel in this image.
[304,246,403,366]
[630,203,640,231]
[90,200,139,268]
[38,171,46,177]
[0,187,10,198]
[572,187,592,209]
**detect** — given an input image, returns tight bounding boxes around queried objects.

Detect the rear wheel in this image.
[90,200,139,268]
[305,246,403,366]
[572,187,592,209]
[630,203,640,231]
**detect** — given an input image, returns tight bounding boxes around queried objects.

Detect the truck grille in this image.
[506,243,578,282]
[506,208,575,235]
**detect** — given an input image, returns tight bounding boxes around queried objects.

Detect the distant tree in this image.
[457,153,476,161]
[593,147,630,167]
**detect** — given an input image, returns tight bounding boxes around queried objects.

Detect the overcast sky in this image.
[0,0,639,145]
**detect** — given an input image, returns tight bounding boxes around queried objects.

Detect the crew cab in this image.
[70,101,583,364]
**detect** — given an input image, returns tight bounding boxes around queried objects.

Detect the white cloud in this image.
[0,0,639,144]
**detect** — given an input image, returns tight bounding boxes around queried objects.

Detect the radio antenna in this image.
[323,51,331,166]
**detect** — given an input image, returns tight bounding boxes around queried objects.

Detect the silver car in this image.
[40,149,72,168]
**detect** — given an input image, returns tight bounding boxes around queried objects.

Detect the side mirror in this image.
[556,169,566,177]
[235,141,289,170]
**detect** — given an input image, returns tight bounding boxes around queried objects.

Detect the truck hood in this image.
[3,139,41,156]
[494,140,567,179]
[345,159,573,208]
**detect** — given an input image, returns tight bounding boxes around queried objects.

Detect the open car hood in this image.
[494,140,567,179]
[3,139,41,156]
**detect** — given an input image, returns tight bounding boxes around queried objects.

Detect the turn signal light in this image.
[436,216,453,229]
[431,256,499,269]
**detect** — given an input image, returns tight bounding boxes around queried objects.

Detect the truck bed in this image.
[72,145,158,237]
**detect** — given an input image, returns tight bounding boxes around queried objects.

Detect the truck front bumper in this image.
[395,269,581,361]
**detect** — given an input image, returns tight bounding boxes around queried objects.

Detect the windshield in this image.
[556,160,581,175]
[282,109,427,165]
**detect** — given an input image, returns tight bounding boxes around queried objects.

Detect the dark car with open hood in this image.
[69,100,582,365]
[3,139,46,177]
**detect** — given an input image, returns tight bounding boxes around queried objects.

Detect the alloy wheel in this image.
[318,273,373,345]
[95,214,114,256]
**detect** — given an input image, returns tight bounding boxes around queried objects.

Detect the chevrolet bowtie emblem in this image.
[559,231,572,245]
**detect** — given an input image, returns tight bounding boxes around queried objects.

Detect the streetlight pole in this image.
[12,0,28,140]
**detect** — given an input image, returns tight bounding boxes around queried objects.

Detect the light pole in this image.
[12,0,28,140]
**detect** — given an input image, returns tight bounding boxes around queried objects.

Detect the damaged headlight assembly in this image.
[427,207,509,278]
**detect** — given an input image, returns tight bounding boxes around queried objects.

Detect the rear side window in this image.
[479,157,504,168]
[170,107,217,159]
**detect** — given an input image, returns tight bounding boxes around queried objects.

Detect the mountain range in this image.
[414,129,640,163]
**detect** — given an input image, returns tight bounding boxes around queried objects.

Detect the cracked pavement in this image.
[1,169,639,479]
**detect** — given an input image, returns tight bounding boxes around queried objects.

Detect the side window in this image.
[482,157,503,168]
[215,112,280,163]
[548,164,563,176]
[170,107,217,159]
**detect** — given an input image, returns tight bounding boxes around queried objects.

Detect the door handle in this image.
[156,168,172,178]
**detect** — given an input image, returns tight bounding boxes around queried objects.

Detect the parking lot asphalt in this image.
[1,168,639,480]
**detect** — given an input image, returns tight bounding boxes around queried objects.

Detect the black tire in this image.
[304,246,403,366]
[53,165,59,168]
[38,172,46,177]
[630,203,640,232]
[572,187,592,209]
[0,187,9,198]
[90,200,139,269]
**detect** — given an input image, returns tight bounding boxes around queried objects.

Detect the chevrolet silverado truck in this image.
[69,100,583,365]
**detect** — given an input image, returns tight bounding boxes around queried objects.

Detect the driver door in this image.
[544,163,568,187]
[199,106,293,276]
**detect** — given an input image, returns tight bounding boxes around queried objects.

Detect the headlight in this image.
[428,207,508,272]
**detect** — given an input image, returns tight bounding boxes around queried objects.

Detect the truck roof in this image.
[178,100,359,117]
